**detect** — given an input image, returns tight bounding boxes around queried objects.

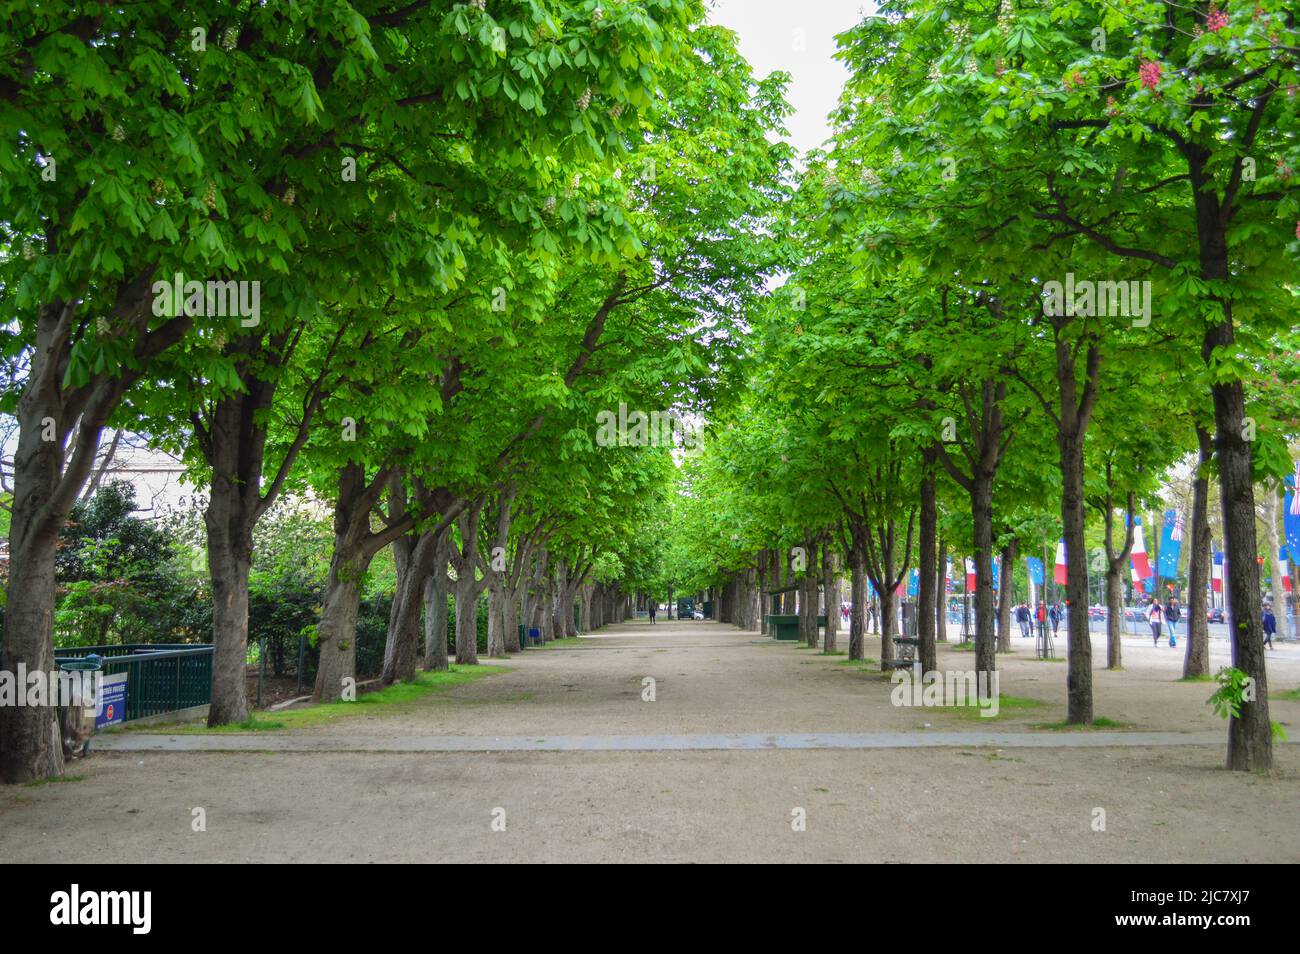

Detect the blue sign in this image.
[95,673,127,728]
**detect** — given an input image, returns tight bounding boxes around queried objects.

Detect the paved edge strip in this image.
[92,730,1246,753]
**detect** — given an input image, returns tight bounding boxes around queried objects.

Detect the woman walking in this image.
[1147,599,1164,646]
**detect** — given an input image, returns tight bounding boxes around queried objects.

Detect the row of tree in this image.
[0,2,790,782]
[667,0,1298,772]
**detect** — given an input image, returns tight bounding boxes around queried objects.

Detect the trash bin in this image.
[517,623,526,650]
[56,655,102,758]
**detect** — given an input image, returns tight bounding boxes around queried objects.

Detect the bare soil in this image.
[2,619,1296,862]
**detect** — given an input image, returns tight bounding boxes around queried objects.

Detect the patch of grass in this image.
[836,657,879,666]
[1179,673,1215,683]
[1032,715,1135,731]
[937,694,1046,721]
[1271,687,1300,701]
[26,774,86,787]
[123,664,506,733]
[951,641,976,652]
[1024,656,1066,663]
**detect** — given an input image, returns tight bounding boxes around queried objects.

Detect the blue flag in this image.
[1157,509,1183,578]
[907,567,919,597]
[1285,466,1300,565]
[1025,556,1044,586]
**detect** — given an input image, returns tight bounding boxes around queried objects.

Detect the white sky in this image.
[707,0,875,157]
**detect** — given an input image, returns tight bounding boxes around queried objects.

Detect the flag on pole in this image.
[1285,467,1300,566]
[1157,509,1182,578]
[1026,556,1045,587]
[1281,548,1293,593]
[943,557,952,593]
[1054,539,1068,585]
[1130,517,1153,580]
[965,558,976,590]
[907,568,919,598]
[992,555,1000,591]
[1212,551,1224,593]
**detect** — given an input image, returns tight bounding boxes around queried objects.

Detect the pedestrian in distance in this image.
[649,602,657,625]
[1147,599,1164,646]
[1165,597,1180,647]
[1048,602,1061,634]
[1016,603,1031,638]
[1263,603,1276,650]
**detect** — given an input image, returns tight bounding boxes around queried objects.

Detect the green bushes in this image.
[38,483,490,675]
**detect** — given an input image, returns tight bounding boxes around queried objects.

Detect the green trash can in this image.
[56,654,102,757]
[517,623,526,651]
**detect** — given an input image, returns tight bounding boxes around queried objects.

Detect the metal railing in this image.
[53,644,213,723]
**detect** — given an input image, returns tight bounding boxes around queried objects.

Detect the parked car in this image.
[1207,607,1225,624]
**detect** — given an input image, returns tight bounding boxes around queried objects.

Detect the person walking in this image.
[1048,602,1061,635]
[648,601,657,625]
[1147,599,1164,646]
[1263,603,1276,650]
[1016,603,1031,639]
[1165,597,1180,647]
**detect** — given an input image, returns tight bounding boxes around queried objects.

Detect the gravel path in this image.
[3,618,1297,862]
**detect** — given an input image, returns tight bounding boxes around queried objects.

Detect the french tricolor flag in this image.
[1281,548,1293,593]
[1212,552,1224,593]
[1130,518,1153,580]
[965,558,976,590]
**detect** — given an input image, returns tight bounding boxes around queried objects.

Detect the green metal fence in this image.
[53,644,213,723]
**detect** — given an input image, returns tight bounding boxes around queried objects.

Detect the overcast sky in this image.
[707,0,874,157]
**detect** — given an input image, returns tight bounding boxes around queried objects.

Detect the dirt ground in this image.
[2,619,1297,863]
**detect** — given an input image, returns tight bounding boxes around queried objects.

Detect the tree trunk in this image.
[970,474,997,682]
[383,529,440,684]
[1183,425,1213,679]
[205,471,255,726]
[0,526,64,782]
[312,463,399,700]
[424,557,451,671]
[917,463,937,672]
[453,502,484,665]
[1194,159,1270,770]
[935,537,948,643]
[848,552,867,661]
[822,545,839,653]
[455,571,480,665]
[1,277,171,782]
[314,561,364,702]
[878,588,896,665]
[1099,484,1135,672]
[1060,428,1093,725]
[996,538,1016,654]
